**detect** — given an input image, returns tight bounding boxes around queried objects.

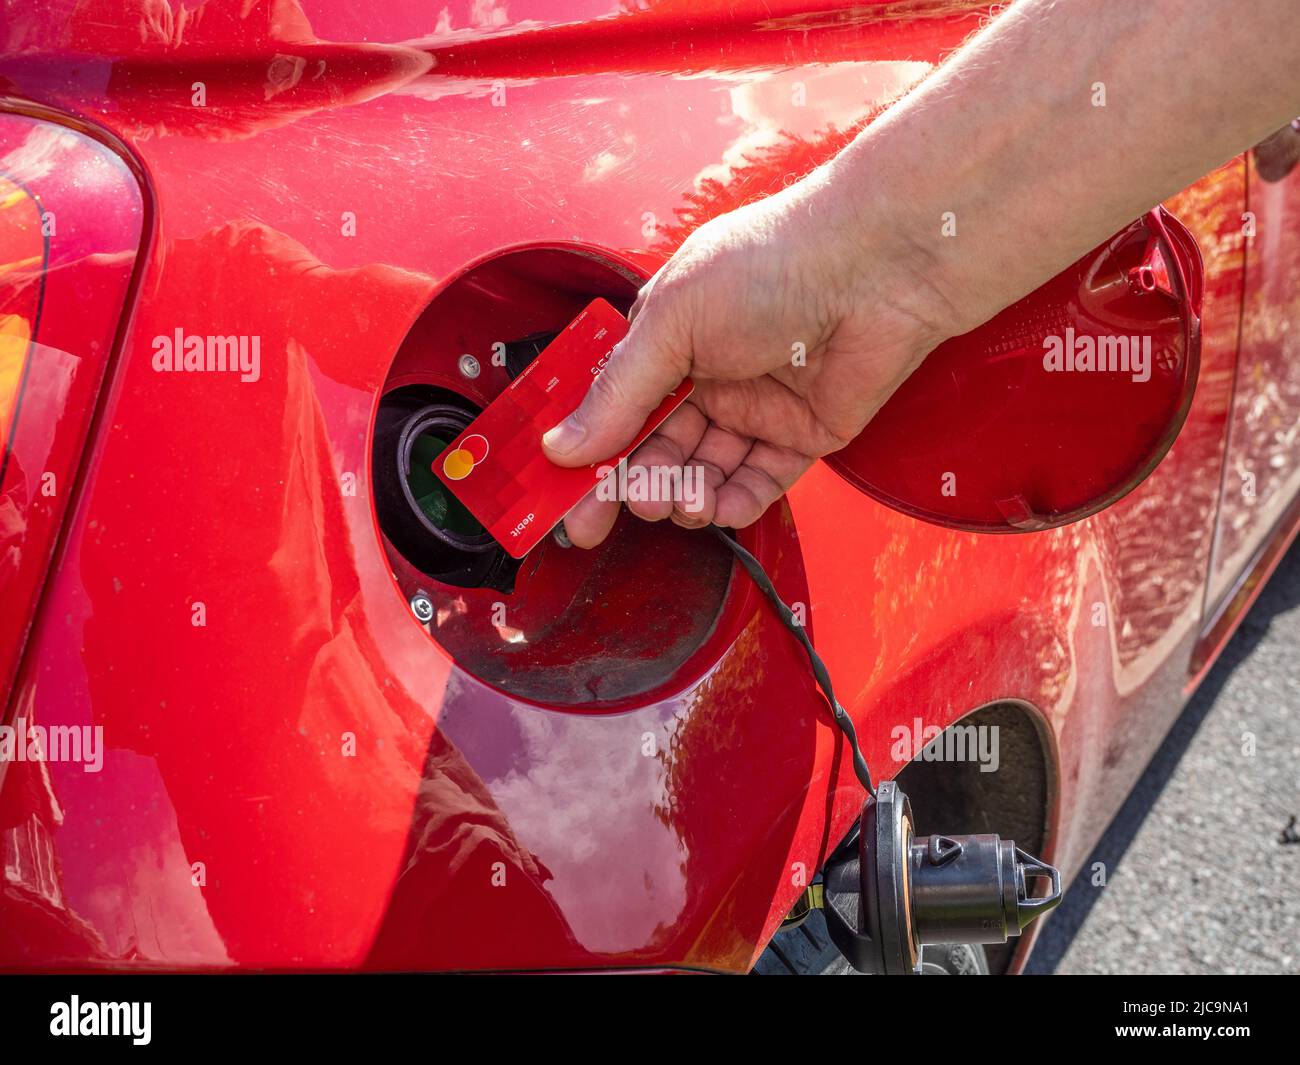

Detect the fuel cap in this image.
[823,781,1063,974]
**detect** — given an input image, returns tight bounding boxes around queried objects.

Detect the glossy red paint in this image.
[0,1,1271,973]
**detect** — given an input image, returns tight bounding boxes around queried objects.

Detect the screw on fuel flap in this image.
[457,354,481,379]
[819,781,1063,974]
[409,592,434,623]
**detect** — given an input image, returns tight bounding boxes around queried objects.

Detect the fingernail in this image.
[543,414,585,456]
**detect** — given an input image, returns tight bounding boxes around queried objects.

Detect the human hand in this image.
[542,166,957,547]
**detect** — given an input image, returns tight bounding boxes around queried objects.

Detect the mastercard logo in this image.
[440,434,488,480]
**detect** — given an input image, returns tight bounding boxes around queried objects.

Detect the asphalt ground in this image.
[1026,541,1300,974]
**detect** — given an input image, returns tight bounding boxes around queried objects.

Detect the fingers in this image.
[542,294,691,468]
[562,404,705,546]
[712,441,813,529]
[557,381,814,545]
[668,423,752,528]
[621,403,707,522]
[561,482,620,549]
[563,429,805,546]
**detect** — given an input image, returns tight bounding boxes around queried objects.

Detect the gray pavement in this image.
[1027,542,1300,974]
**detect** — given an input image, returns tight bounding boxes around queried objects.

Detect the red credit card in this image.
[433,298,694,558]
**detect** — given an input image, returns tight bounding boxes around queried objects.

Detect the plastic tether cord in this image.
[709,524,876,797]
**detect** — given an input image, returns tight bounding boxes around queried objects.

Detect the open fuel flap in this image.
[826,206,1204,531]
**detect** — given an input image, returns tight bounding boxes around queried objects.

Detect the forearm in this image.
[824,0,1300,337]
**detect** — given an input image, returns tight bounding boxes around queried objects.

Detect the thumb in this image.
[542,306,689,467]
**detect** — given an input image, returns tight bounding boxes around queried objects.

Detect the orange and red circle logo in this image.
[441,434,488,480]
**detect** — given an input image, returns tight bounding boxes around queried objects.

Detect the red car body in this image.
[1,0,1297,973]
